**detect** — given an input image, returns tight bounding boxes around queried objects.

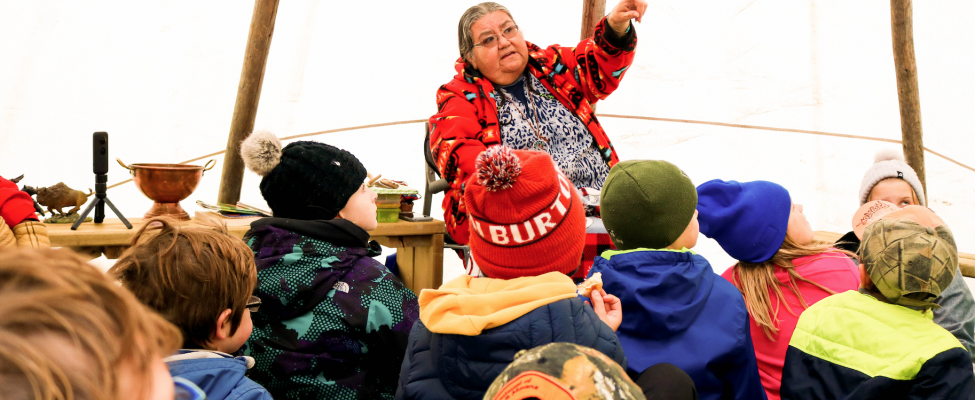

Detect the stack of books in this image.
[195,200,272,218]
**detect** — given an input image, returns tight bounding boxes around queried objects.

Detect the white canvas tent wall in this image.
[2,0,973,278]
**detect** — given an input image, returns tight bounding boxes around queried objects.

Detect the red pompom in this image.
[476,146,521,192]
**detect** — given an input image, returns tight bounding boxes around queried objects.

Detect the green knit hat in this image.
[601,160,697,250]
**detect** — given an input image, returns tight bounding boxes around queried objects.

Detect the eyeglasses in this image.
[174,377,206,400]
[246,295,261,313]
[473,25,520,49]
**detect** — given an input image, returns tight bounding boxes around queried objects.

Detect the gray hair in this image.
[458,2,515,64]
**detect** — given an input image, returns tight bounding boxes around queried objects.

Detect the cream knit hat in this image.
[859,149,926,206]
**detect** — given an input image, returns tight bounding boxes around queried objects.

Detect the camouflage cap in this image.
[483,342,645,400]
[861,206,957,309]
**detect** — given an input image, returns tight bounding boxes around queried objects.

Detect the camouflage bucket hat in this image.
[861,212,957,309]
[483,342,646,400]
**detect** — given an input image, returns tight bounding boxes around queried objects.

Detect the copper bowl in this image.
[118,159,216,221]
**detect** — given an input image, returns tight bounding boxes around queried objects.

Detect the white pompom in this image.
[240,129,282,176]
[476,146,521,192]
[874,148,905,164]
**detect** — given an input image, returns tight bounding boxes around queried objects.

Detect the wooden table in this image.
[815,231,975,278]
[47,214,445,294]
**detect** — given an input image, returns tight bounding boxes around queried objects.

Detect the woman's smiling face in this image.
[468,11,529,86]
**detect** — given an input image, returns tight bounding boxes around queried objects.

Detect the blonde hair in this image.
[727,236,856,340]
[0,249,182,400]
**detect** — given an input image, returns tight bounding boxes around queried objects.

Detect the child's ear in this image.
[859,264,872,289]
[213,309,234,341]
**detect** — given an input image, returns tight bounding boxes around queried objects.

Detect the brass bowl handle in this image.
[117,158,135,176]
[202,159,216,175]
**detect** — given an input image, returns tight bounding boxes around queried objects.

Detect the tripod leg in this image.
[95,198,105,223]
[102,197,132,229]
[70,200,99,230]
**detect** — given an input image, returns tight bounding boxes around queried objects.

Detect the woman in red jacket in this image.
[429,0,646,246]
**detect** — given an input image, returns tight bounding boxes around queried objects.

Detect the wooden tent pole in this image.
[217,0,280,204]
[889,0,927,198]
[580,0,607,40]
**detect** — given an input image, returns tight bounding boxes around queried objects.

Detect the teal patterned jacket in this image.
[243,218,419,400]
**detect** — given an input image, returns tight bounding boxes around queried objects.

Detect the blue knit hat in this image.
[696,179,792,263]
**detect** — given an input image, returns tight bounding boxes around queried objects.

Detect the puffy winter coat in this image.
[835,230,975,362]
[244,218,419,400]
[590,248,767,400]
[781,290,975,400]
[429,17,636,244]
[395,273,626,400]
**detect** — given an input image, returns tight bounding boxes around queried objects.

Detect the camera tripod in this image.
[70,174,131,230]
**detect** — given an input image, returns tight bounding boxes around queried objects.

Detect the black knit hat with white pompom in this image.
[240,130,367,220]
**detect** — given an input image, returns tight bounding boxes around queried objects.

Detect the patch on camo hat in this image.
[851,200,897,239]
[861,206,957,309]
[484,342,645,400]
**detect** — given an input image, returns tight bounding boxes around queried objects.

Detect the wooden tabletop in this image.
[812,230,847,244]
[48,214,445,247]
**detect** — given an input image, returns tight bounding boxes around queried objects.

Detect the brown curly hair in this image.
[109,215,257,350]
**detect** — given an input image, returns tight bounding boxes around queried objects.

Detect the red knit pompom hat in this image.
[463,147,586,279]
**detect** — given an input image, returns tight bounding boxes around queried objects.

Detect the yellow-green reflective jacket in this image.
[781,290,974,399]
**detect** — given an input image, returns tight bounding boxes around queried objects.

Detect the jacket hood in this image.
[405,295,626,400]
[596,249,714,336]
[249,217,371,248]
[419,272,577,335]
[164,349,255,368]
[165,350,269,400]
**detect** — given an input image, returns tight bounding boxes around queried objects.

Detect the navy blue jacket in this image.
[165,350,272,400]
[590,249,766,400]
[394,297,626,400]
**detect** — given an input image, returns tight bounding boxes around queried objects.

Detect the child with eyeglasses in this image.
[110,215,272,400]
[0,248,205,400]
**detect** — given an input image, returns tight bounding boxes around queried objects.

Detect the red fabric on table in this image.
[0,176,38,229]
[576,232,615,279]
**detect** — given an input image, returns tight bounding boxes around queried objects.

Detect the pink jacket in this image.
[720,251,859,400]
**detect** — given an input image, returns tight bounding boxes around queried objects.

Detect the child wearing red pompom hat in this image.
[395,147,627,400]
[464,145,587,278]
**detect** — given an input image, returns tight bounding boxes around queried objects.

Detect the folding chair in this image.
[422,122,473,272]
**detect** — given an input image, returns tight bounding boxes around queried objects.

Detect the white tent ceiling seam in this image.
[102,115,974,192]
[599,114,974,174]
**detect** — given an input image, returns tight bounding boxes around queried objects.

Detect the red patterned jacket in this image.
[429,17,637,244]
